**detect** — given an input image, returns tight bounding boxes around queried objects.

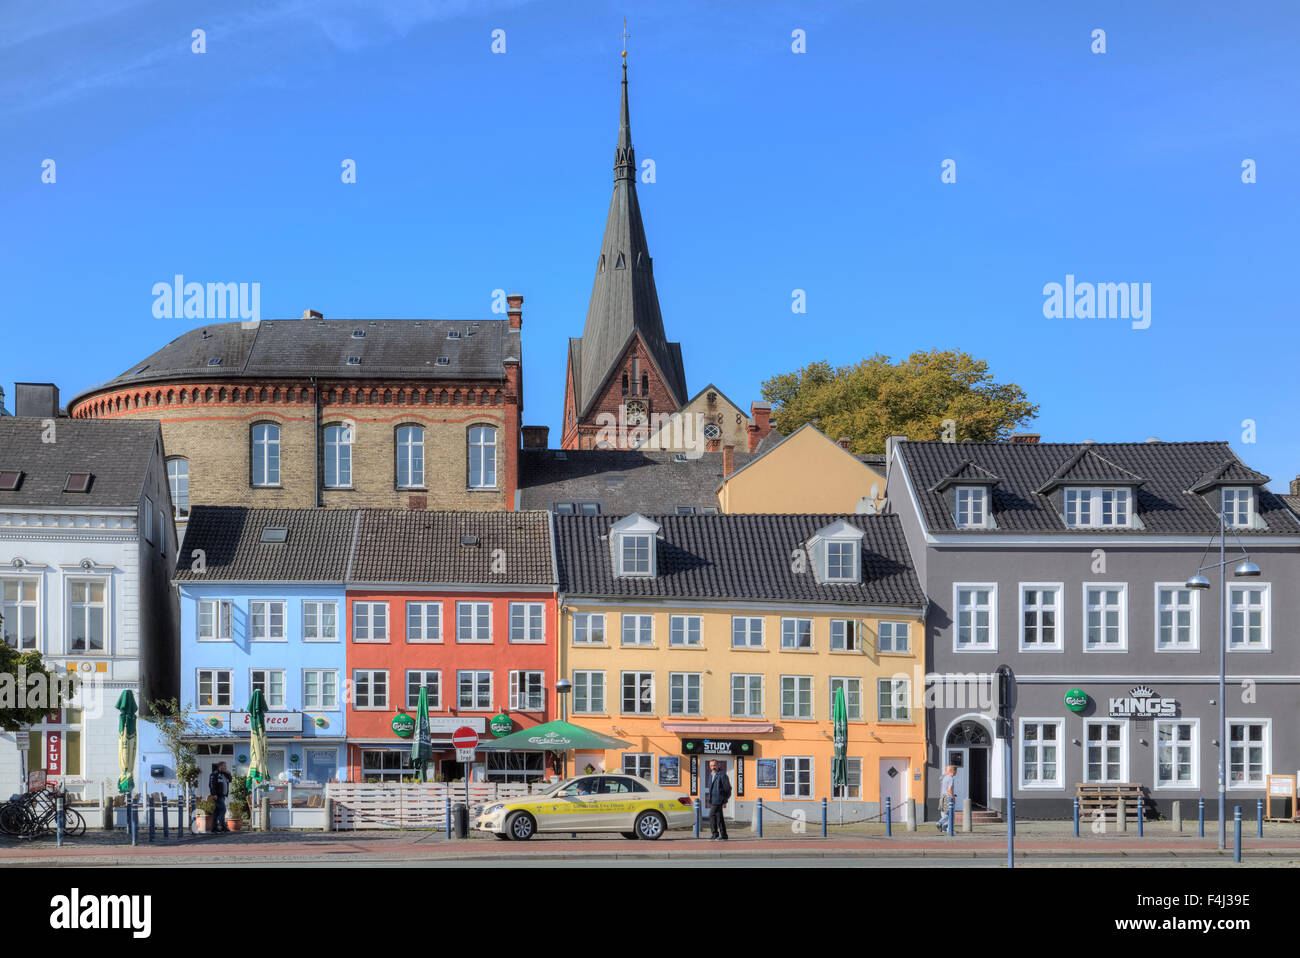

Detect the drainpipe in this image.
[312,378,321,507]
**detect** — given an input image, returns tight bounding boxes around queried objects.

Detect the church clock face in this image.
[625,400,648,426]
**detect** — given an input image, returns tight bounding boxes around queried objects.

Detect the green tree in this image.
[761,350,1039,455]
[148,697,200,794]
[0,632,76,732]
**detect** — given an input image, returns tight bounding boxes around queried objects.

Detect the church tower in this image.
[560,55,688,449]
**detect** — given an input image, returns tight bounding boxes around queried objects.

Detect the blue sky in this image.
[3,0,1298,489]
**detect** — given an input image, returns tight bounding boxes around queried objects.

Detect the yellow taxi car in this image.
[475,774,695,840]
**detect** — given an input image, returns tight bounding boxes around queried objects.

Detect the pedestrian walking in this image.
[208,762,232,834]
[706,760,731,841]
[936,764,956,833]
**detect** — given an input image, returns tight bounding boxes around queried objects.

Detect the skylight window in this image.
[461,535,480,547]
[64,473,92,493]
[259,527,288,543]
[436,357,450,366]
[0,471,22,491]
[352,329,365,338]
[207,357,222,367]
[347,356,361,365]
[447,330,462,340]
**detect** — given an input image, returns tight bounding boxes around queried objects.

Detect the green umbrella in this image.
[831,685,848,792]
[411,684,432,782]
[475,720,633,752]
[115,689,137,794]
[246,689,269,791]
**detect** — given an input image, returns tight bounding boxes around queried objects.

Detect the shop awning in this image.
[660,722,775,734]
[476,720,633,752]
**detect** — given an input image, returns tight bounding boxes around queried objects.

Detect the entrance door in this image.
[945,748,968,806]
[967,748,989,807]
[879,758,910,822]
[196,745,235,798]
[702,758,735,817]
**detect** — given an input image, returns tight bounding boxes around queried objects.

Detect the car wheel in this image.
[507,812,536,841]
[620,831,638,840]
[635,811,666,841]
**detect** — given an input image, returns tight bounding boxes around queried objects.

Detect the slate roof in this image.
[173,507,554,585]
[0,418,160,509]
[554,513,925,607]
[896,440,1300,535]
[350,510,553,584]
[173,507,359,582]
[1282,495,1300,518]
[73,317,519,400]
[518,449,755,514]
[1189,458,1270,494]
[1035,448,1146,494]
[928,458,1001,492]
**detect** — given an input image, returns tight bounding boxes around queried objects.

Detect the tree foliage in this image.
[148,697,200,793]
[0,639,76,733]
[761,350,1039,454]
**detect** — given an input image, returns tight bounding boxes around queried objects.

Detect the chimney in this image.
[837,437,852,451]
[506,294,524,330]
[522,425,550,449]
[15,383,60,419]
[302,309,323,320]
[747,401,773,452]
[722,444,735,478]
[1291,476,1300,496]
[706,438,721,453]
[884,434,907,463]
[1009,433,1041,445]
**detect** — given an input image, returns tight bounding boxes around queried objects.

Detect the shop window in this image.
[832,757,861,799]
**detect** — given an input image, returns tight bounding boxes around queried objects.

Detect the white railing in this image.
[325,781,545,830]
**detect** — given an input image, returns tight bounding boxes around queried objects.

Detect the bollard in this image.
[1173,800,1182,833]
[445,799,452,840]
[148,795,155,842]
[947,799,955,836]
[694,798,701,838]
[178,792,185,840]
[961,797,972,834]
[132,795,139,846]
[884,796,891,837]
[1257,798,1263,838]
[1137,796,1144,837]
[1198,797,1205,838]
[1073,797,1080,837]
[906,798,917,832]
[323,797,333,833]
[163,795,170,840]
[757,797,764,838]
[821,797,827,837]
[1011,798,1016,837]
[56,793,64,847]
[1117,798,1127,832]
[1233,805,1242,863]
[260,793,270,832]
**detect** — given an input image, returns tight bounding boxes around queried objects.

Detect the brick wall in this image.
[564,337,682,449]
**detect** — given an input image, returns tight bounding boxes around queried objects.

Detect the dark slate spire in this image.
[573,56,687,420]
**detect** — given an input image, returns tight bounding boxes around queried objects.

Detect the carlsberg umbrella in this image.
[246,689,269,791]
[412,684,432,783]
[115,689,137,794]
[831,685,848,792]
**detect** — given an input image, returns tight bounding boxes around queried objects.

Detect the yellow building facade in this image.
[718,424,887,515]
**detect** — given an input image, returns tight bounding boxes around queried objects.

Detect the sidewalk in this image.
[4,821,1299,866]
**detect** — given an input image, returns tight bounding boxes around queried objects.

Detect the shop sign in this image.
[688,755,699,796]
[680,738,753,757]
[46,732,61,776]
[736,757,744,797]
[489,713,513,737]
[756,758,778,789]
[229,711,303,732]
[1109,686,1176,718]
[391,713,416,738]
[1064,688,1088,713]
[658,756,680,787]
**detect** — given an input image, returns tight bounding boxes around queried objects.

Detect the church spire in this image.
[615,55,635,182]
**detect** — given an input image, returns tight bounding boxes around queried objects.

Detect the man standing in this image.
[936,764,957,833]
[209,762,232,834]
[706,760,732,841]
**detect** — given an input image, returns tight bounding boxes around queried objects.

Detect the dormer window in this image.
[1221,487,1254,528]
[610,514,660,578]
[826,541,857,581]
[1063,487,1131,528]
[809,519,865,584]
[955,486,987,528]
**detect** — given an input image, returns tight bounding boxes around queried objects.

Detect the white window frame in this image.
[780,617,813,651]
[456,601,493,643]
[66,577,109,655]
[731,616,764,649]
[829,619,860,652]
[955,486,987,528]
[1019,583,1063,652]
[406,601,442,643]
[1,577,40,652]
[509,602,544,643]
[1154,718,1199,789]
[143,496,154,544]
[730,673,763,718]
[1019,718,1064,789]
[1154,583,1199,653]
[352,601,389,643]
[323,423,353,489]
[780,674,813,720]
[468,425,498,489]
[352,669,389,710]
[301,600,339,642]
[198,598,233,642]
[572,670,606,714]
[303,669,339,710]
[668,672,702,716]
[878,620,910,654]
[669,614,702,647]
[249,599,286,642]
[1083,719,1128,783]
[167,458,190,518]
[833,756,863,799]
[457,670,493,711]
[1227,719,1270,789]
[829,676,862,720]
[618,533,653,576]
[1063,486,1132,528]
[953,583,997,652]
[876,677,910,722]
[824,540,859,582]
[1228,583,1271,651]
[572,612,606,646]
[250,423,280,487]
[621,671,655,715]
[508,670,545,711]
[1082,583,1127,652]
[781,756,813,799]
[250,668,286,710]
[621,613,654,647]
[196,668,232,710]
[395,424,425,489]
[1221,487,1254,528]
[406,670,441,710]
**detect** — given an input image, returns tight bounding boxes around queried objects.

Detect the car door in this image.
[542,777,599,832]
[595,776,640,830]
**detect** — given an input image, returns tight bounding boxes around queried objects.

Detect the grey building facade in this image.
[886,437,1300,822]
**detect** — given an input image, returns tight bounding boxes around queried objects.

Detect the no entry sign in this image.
[452,726,478,750]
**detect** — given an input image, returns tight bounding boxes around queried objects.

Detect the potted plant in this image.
[228,776,251,832]
[195,797,215,833]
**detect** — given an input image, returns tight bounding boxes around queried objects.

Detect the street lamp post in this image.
[555,678,572,779]
[1185,505,1260,851]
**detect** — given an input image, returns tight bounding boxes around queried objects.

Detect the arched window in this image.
[167,458,190,517]
[468,425,498,489]
[396,425,425,488]
[251,423,280,486]
[641,373,649,395]
[324,423,353,488]
[621,372,629,396]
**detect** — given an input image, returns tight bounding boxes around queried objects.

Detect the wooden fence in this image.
[325,782,547,830]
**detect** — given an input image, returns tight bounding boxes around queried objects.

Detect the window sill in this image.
[324,486,355,492]
[351,639,392,644]
[1082,647,1129,653]
[197,638,234,643]
[1019,645,1065,653]
[405,638,445,644]
[302,638,342,644]
[779,647,816,654]
[878,650,913,657]
[397,487,428,492]
[466,487,501,494]
[730,646,767,652]
[572,713,610,719]
[1227,647,1271,653]
[251,484,283,490]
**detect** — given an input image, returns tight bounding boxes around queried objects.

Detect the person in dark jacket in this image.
[208,762,232,833]
[706,761,732,840]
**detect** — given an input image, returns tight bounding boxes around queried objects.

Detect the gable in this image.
[721,425,885,514]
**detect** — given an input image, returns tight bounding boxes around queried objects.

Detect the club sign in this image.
[1109,685,1176,718]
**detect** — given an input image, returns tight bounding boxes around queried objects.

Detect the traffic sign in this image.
[451,726,478,750]
[456,748,476,763]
